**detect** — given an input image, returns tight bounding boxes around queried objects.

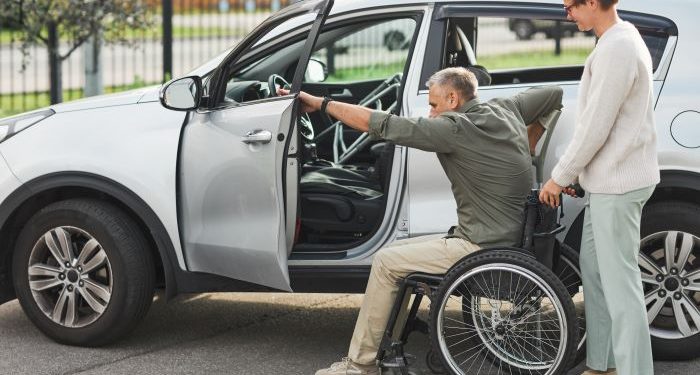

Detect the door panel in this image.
[180,98,296,291]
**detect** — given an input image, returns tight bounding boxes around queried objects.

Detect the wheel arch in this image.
[0,172,180,305]
[563,169,700,252]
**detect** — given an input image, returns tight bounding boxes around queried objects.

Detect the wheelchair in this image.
[376,110,586,375]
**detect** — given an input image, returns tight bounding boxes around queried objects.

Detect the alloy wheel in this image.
[640,231,700,339]
[27,226,113,328]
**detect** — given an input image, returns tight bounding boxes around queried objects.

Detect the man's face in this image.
[428,85,460,118]
[564,0,595,32]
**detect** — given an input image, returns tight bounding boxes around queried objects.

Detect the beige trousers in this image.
[347,234,481,365]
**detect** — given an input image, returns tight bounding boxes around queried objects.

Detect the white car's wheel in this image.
[640,201,700,360]
[12,199,154,346]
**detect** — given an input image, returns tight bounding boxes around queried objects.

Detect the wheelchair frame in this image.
[375,208,573,375]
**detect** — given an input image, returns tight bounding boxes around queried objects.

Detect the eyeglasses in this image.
[563,2,579,14]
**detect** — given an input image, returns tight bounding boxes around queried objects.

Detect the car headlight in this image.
[0,109,55,143]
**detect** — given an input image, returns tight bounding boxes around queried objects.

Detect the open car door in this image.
[178,0,333,292]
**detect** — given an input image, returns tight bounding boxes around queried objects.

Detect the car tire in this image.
[513,20,535,40]
[640,201,700,360]
[12,199,155,346]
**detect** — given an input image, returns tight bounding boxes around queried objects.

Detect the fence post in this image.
[163,0,173,83]
[326,43,335,76]
[554,21,562,56]
[84,31,103,97]
[48,22,63,104]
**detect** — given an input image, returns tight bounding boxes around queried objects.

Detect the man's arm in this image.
[297,92,458,153]
[296,92,374,132]
[511,86,564,128]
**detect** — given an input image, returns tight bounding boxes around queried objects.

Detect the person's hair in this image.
[425,67,478,101]
[573,0,619,10]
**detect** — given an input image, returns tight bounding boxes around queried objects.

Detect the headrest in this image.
[466,65,492,87]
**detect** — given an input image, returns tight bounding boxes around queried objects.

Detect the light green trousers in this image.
[580,185,656,375]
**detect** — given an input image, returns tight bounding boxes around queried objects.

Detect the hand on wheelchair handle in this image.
[539,179,563,208]
[564,183,586,198]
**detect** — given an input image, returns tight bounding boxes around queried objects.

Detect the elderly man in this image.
[299,67,562,375]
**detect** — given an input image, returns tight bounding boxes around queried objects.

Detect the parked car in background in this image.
[0,0,697,364]
[508,18,584,40]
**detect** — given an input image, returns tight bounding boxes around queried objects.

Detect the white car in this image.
[0,0,697,362]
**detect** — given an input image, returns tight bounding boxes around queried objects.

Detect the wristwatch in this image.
[321,96,334,114]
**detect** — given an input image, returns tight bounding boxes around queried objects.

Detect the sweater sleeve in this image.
[551,41,637,187]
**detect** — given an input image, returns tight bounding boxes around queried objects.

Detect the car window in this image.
[476,17,596,71]
[436,15,672,87]
[310,18,417,83]
[215,12,319,106]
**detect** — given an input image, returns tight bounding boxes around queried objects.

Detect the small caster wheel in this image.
[426,349,446,374]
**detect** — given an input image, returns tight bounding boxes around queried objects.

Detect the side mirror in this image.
[160,76,203,111]
[305,58,328,83]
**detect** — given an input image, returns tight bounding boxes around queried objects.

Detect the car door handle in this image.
[330,88,353,99]
[242,130,272,144]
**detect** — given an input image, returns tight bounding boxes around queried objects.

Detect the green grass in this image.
[117,25,249,40]
[1,25,248,45]
[0,81,158,118]
[326,61,406,83]
[324,48,591,82]
[478,48,593,70]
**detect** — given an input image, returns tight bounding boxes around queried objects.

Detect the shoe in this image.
[315,357,380,375]
[581,369,617,375]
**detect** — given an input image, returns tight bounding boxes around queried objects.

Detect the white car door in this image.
[178,0,333,292]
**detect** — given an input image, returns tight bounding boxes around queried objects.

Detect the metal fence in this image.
[0,0,291,117]
[0,2,597,119]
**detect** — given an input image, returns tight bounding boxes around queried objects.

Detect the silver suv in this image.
[0,0,697,361]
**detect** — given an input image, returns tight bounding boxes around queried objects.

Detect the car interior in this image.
[216,17,418,256]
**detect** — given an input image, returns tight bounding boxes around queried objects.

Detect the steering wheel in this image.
[298,113,314,142]
[333,73,402,163]
[267,74,290,97]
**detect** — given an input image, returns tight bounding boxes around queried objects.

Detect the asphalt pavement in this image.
[0,292,698,374]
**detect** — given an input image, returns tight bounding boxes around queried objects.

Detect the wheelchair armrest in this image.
[533,224,567,238]
[405,272,443,286]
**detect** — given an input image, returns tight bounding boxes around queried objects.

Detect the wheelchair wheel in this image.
[429,249,578,375]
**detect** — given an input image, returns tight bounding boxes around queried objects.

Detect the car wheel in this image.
[12,199,155,346]
[513,20,535,40]
[639,201,700,360]
[383,30,406,51]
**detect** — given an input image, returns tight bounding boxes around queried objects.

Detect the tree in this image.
[0,0,152,104]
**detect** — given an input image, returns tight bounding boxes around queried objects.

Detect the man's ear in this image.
[449,92,460,110]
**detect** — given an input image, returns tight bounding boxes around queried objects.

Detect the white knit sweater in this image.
[551,21,660,194]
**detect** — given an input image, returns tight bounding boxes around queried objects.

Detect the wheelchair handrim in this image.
[436,263,569,375]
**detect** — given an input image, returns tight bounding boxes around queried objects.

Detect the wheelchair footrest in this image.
[380,353,416,368]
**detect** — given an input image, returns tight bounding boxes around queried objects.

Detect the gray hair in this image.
[425,67,478,100]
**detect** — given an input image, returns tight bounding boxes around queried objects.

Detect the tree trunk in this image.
[48,22,63,104]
